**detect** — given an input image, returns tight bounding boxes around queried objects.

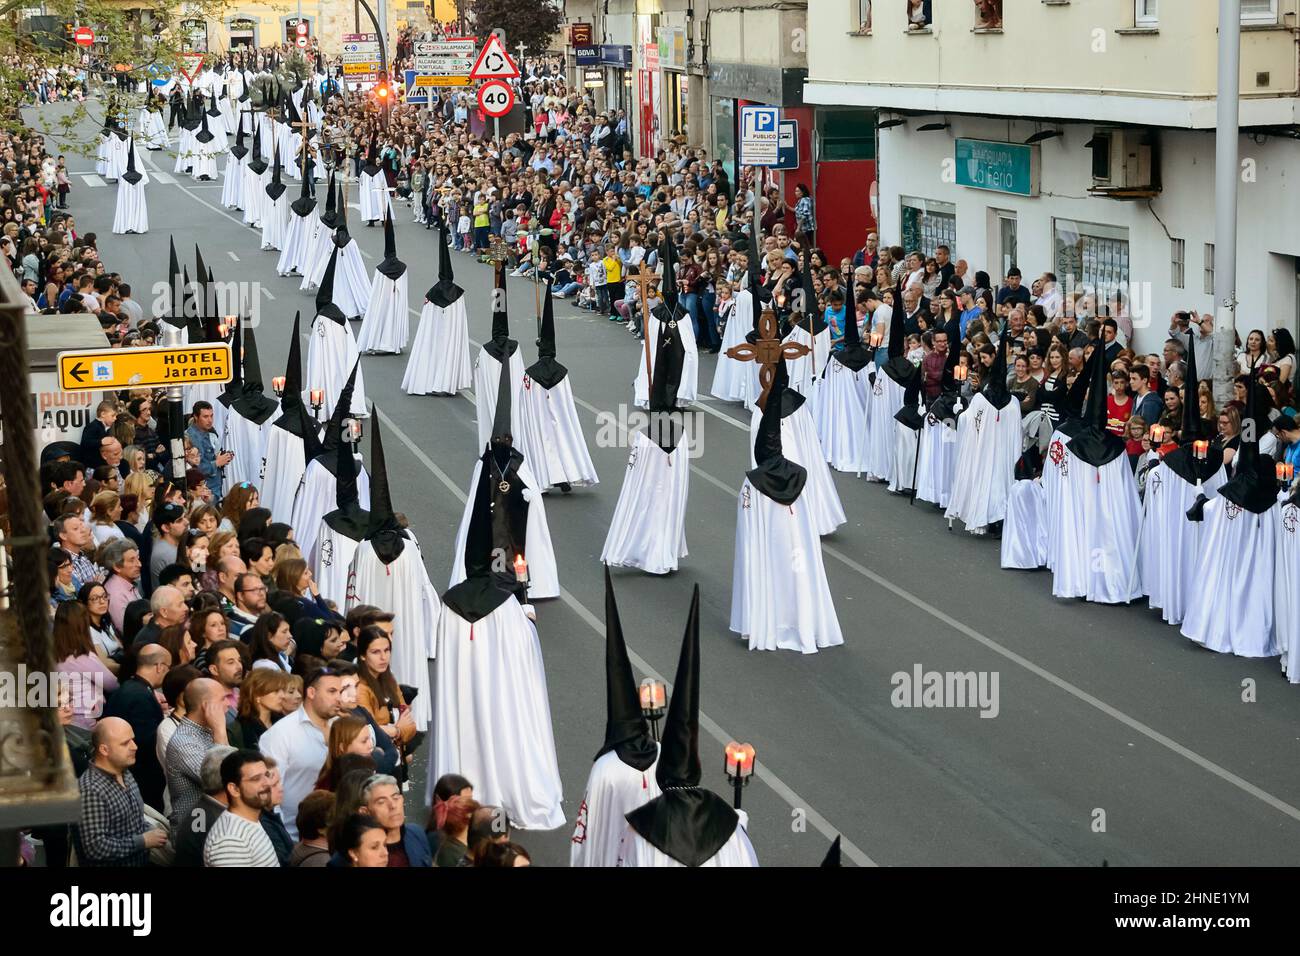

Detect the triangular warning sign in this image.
[178,52,206,83]
[469,35,519,80]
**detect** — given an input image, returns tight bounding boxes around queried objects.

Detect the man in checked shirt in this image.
[77,717,168,866]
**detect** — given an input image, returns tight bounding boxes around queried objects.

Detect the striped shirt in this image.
[203,810,280,867]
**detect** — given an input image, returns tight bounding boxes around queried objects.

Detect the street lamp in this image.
[724,741,756,809]
[639,677,667,741]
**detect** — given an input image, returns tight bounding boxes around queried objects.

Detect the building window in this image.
[901,197,956,258]
[1204,243,1215,295]
[714,97,736,174]
[1134,0,1158,27]
[855,0,872,34]
[906,0,932,32]
[819,111,877,161]
[1241,0,1277,24]
[1054,219,1130,308]
[1171,238,1184,290]
[974,0,1002,29]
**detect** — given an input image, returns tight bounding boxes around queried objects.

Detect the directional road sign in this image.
[57,344,232,391]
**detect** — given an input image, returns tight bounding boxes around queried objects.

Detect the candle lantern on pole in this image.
[639,677,667,741]
[723,741,756,810]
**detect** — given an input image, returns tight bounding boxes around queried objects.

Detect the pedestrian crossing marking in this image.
[80,174,106,188]
[227,251,240,261]
[151,171,174,184]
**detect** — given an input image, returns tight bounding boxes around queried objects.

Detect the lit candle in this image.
[953,365,968,382]
[346,419,363,443]
[271,376,286,396]
[1287,464,1296,481]
[309,388,324,408]
[1277,462,1292,482]
[1150,425,1165,443]
[638,677,666,712]
[513,553,529,583]
[217,322,229,338]
[1194,440,1209,460]
[724,741,757,779]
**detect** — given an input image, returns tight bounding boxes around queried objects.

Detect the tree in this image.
[0,0,227,155]
[464,0,563,62]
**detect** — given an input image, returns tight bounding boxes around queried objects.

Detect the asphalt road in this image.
[41,103,1300,867]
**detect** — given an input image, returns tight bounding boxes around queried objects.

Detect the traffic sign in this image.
[177,52,205,83]
[415,40,475,56]
[413,56,473,74]
[296,36,308,49]
[774,119,799,171]
[740,105,780,166]
[57,344,233,392]
[477,79,515,118]
[295,22,308,37]
[470,34,519,79]
[414,74,471,87]
[74,26,95,47]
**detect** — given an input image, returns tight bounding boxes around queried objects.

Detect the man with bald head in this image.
[164,677,230,838]
[102,644,171,810]
[100,436,127,479]
[77,717,169,865]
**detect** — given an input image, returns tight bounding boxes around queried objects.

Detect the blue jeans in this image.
[701,290,719,345]
[555,281,582,297]
[681,292,716,349]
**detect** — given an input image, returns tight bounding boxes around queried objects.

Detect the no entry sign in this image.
[74,26,95,46]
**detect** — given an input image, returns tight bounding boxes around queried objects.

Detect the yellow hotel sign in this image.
[58,343,233,391]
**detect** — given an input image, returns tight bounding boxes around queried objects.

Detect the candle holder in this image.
[513,554,529,584]
[271,376,286,397]
[1193,439,1209,460]
[1276,462,1294,485]
[217,321,229,339]
[953,364,968,382]
[309,388,324,418]
[724,741,757,810]
[343,417,363,451]
[639,677,667,741]
[1149,425,1165,444]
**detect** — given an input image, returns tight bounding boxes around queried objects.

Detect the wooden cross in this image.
[726,305,811,410]
[290,110,314,169]
[628,261,660,387]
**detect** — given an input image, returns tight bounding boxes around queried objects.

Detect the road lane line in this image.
[79,173,106,188]
[228,251,240,261]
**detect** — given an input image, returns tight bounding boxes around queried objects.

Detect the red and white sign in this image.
[295,22,308,37]
[178,52,205,82]
[296,36,308,48]
[74,26,95,46]
[477,79,514,118]
[470,34,519,80]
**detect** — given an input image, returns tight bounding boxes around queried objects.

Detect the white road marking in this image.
[227,251,240,261]
[261,286,275,301]
[79,174,106,188]
[150,171,175,184]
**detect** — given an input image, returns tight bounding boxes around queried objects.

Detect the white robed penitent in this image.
[1277,497,1300,683]
[634,298,698,410]
[403,224,473,395]
[515,280,598,491]
[809,327,873,474]
[258,313,321,524]
[277,167,318,277]
[748,395,844,536]
[358,150,392,224]
[111,137,150,235]
[221,118,248,210]
[305,249,369,422]
[259,148,292,252]
[710,283,758,404]
[945,352,1021,535]
[355,212,409,355]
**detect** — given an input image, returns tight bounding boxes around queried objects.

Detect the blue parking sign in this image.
[740,106,780,166]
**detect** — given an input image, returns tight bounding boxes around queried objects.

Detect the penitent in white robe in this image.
[784,324,831,398]
[241,165,270,226]
[310,524,361,610]
[348,536,441,732]
[111,178,149,235]
[358,169,391,223]
[748,404,844,536]
[862,373,905,483]
[601,431,690,575]
[915,412,960,509]
[890,417,922,496]
[1042,431,1073,572]
[291,456,371,565]
[1051,454,1143,604]
[1181,501,1279,657]
[516,374,599,491]
[945,395,1021,534]
[472,347,525,452]
[617,812,759,867]
[1000,479,1048,570]
[305,317,368,421]
[220,150,246,209]
[260,190,292,251]
[356,270,409,354]
[1277,500,1300,683]
[403,296,473,395]
[634,312,698,409]
[220,407,279,494]
[571,748,660,868]
[1136,459,1226,625]
[277,209,319,277]
[191,137,221,181]
[730,479,843,654]
[430,598,566,830]
[710,289,757,403]
[808,359,870,474]
[449,458,559,600]
[258,426,315,524]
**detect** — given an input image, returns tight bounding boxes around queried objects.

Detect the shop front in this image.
[598,44,632,122]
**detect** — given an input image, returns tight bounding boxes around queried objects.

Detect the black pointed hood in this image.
[271,313,322,451]
[440,443,521,623]
[625,587,740,867]
[832,276,871,373]
[981,337,1015,412]
[194,107,214,144]
[427,223,464,307]
[800,253,828,336]
[1217,361,1279,514]
[314,246,347,324]
[218,313,243,408]
[652,237,689,328]
[162,239,186,330]
[246,118,267,174]
[332,183,352,248]
[231,327,279,423]
[315,362,360,472]
[229,120,248,160]
[1162,329,1223,483]
[894,355,927,431]
[290,154,316,216]
[483,261,518,360]
[121,136,143,185]
[526,279,567,389]
[264,144,287,201]
[193,245,216,320]
[322,420,370,541]
[747,358,807,505]
[882,296,915,386]
[821,836,842,867]
[361,140,380,177]
[363,406,407,563]
[490,346,515,444]
[318,171,338,229]
[1066,339,1126,467]
[595,567,658,771]
[375,209,406,280]
[745,238,770,308]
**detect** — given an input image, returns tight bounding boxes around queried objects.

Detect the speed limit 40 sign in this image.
[477,79,514,118]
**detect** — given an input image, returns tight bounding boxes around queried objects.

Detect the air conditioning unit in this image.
[1089,128,1159,197]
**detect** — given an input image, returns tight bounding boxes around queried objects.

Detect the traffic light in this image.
[373,72,392,108]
